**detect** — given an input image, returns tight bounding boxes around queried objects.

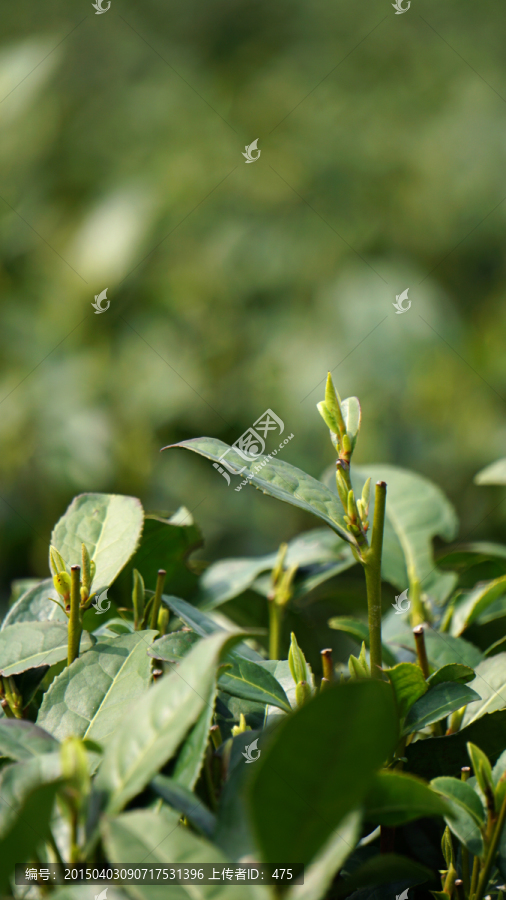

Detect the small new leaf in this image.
[289,632,308,685]
[467,742,494,805]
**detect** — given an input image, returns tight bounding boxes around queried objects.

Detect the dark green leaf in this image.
[37,632,157,743]
[404,682,481,734]
[364,771,450,826]
[151,774,215,837]
[114,508,202,604]
[336,853,432,897]
[248,680,398,865]
[162,594,265,661]
[167,438,356,546]
[284,812,362,900]
[0,622,94,676]
[385,663,427,718]
[405,709,506,780]
[218,657,291,711]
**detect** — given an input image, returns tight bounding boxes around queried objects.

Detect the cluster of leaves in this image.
[2,385,506,900]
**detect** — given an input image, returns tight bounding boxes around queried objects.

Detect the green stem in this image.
[363,481,386,677]
[470,855,480,899]
[67,566,82,666]
[408,576,425,626]
[149,569,166,631]
[473,792,506,900]
[269,598,282,660]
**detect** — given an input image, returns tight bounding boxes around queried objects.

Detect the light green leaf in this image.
[167,438,356,546]
[95,630,249,814]
[385,662,427,718]
[284,811,362,900]
[249,680,398,865]
[475,459,506,485]
[341,396,361,450]
[0,720,59,760]
[151,774,215,838]
[328,616,398,667]
[404,682,481,734]
[149,630,200,661]
[36,632,157,743]
[450,575,506,635]
[102,807,269,900]
[0,622,94,676]
[427,664,476,686]
[364,771,450,826]
[431,776,485,856]
[2,578,67,629]
[462,653,506,727]
[423,630,482,669]
[353,464,459,602]
[51,493,144,589]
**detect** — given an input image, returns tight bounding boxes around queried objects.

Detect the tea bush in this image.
[2,378,506,900]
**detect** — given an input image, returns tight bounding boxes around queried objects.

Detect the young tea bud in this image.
[53,571,71,600]
[295,680,311,707]
[49,545,67,577]
[231,713,251,736]
[81,544,93,596]
[324,372,346,435]
[317,401,340,437]
[289,632,308,685]
[132,568,145,629]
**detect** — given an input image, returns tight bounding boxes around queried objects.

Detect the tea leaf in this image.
[0,622,94,676]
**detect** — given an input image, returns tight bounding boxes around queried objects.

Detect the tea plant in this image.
[1,380,506,900]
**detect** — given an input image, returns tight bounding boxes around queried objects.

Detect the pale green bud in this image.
[271,543,288,588]
[295,680,311,707]
[289,632,308,685]
[317,401,340,436]
[132,568,145,628]
[60,736,90,805]
[361,477,371,512]
[324,373,345,435]
[157,606,169,636]
[81,544,93,595]
[441,826,454,869]
[49,545,67,577]
[231,713,251,736]
[53,571,71,599]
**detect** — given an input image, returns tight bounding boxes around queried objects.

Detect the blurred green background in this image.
[1,0,506,605]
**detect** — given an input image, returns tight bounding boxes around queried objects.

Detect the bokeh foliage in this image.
[1,0,506,603]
